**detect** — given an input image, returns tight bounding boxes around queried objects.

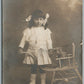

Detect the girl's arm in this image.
[18,31,26,54]
[47,35,53,50]
[19,32,26,48]
[46,29,54,55]
[46,29,53,49]
[18,47,24,54]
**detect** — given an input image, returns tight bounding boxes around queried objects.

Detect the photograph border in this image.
[82,0,84,84]
[0,0,84,84]
[0,0,1,83]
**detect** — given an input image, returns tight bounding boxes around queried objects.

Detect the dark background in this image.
[3,0,82,84]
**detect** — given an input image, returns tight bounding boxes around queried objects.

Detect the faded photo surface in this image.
[3,0,82,84]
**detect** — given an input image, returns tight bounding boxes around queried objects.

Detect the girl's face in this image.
[33,17,45,27]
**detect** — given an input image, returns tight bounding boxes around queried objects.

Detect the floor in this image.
[3,64,82,84]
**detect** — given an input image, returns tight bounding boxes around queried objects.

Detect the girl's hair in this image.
[28,9,48,29]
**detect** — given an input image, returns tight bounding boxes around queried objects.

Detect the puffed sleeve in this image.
[46,28,53,49]
[19,28,30,48]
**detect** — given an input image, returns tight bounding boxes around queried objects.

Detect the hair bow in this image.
[43,13,50,25]
[26,15,32,22]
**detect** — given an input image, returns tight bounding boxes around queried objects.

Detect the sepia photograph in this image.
[3,0,82,84]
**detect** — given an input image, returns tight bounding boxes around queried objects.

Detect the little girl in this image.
[18,10,53,84]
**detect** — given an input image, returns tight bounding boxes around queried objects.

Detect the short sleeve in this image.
[19,28,30,48]
[46,28,52,34]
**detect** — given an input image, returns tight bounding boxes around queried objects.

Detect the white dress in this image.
[19,26,53,65]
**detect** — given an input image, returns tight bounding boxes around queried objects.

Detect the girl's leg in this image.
[39,66,46,84]
[40,73,46,84]
[29,74,36,84]
[30,64,37,84]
